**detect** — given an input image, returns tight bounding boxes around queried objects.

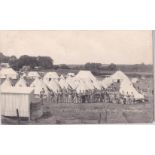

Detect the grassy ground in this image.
[34,101,153,124]
[1,77,154,125]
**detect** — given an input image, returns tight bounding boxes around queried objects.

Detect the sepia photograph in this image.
[0,30,153,124]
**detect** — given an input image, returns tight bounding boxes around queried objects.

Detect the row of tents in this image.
[0,67,76,79]
[0,68,144,100]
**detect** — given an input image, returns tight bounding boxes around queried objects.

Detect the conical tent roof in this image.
[1,78,12,89]
[82,79,94,90]
[103,71,144,100]
[119,79,144,100]
[0,68,18,79]
[101,77,113,89]
[28,71,40,78]
[30,77,48,96]
[75,70,96,82]
[110,70,129,82]
[131,78,138,83]
[60,74,65,80]
[92,80,102,90]
[76,83,87,93]
[21,72,27,78]
[43,72,59,81]
[15,78,27,87]
[66,77,77,89]
[101,71,130,89]
[75,79,93,93]
[45,79,61,93]
[74,70,102,91]
[67,73,75,77]
[59,78,70,90]
[74,79,81,88]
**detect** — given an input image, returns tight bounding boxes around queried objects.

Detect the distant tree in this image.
[0,52,9,63]
[59,64,70,69]
[53,65,60,70]
[37,56,53,69]
[9,55,18,69]
[17,55,38,69]
[85,63,102,71]
[108,63,117,71]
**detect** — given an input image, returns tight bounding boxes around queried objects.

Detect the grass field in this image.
[34,101,153,124]
[1,77,154,125]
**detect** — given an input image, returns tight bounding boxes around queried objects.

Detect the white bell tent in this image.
[30,77,49,97]
[0,68,18,79]
[27,71,40,79]
[43,72,59,81]
[0,78,12,89]
[15,78,27,87]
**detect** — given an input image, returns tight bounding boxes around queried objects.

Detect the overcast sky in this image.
[0,30,153,64]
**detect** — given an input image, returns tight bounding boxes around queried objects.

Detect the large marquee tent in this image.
[101,70,144,100]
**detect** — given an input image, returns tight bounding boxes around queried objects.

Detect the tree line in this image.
[0,52,54,70]
[0,52,153,74]
[69,63,153,75]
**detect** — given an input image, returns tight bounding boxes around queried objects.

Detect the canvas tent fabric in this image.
[101,70,144,100]
[60,74,65,80]
[131,78,138,84]
[27,71,40,79]
[119,79,144,100]
[76,84,87,93]
[66,77,77,90]
[15,78,27,87]
[0,87,34,117]
[75,79,92,93]
[45,79,61,93]
[110,70,129,82]
[101,77,113,89]
[68,70,103,92]
[79,79,94,90]
[1,87,34,94]
[59,78,70,90]
[30,78,49,96]
[0,68,18,79]
[92,80,102,90]
[73,79,94,93]
[21,72,27,78]
[0,78,12,89]
[101,71,130,89]
[73,70,100,91]
[75,70,96,82]
[67,73,75,77]
[43,72,59,81]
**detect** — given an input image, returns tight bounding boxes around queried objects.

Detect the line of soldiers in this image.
[46,87,136,105]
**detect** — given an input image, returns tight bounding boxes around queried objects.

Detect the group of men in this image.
[39,82,137,105]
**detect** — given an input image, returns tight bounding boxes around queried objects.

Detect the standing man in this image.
[40,88,45,105]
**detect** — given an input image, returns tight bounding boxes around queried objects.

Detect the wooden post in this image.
[98,113,102,124]
[42,97,43,105]
[16,109,20,124]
